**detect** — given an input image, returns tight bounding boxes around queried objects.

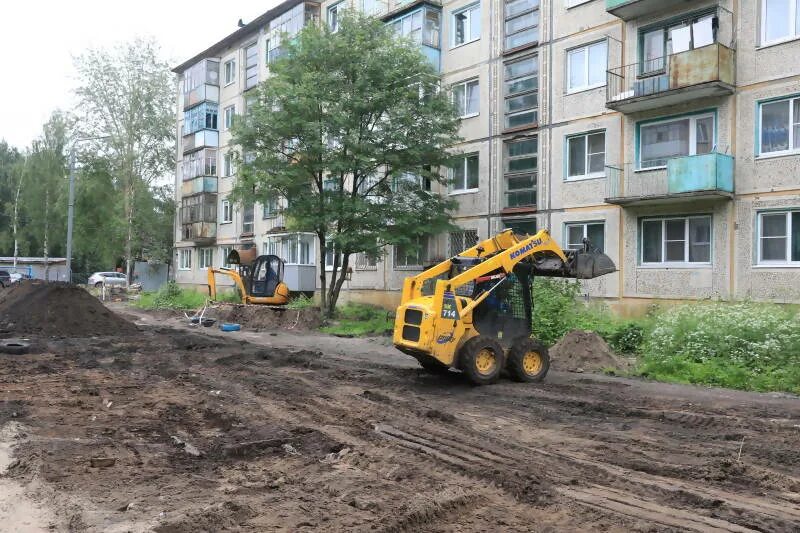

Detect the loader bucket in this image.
[572,250,616,279]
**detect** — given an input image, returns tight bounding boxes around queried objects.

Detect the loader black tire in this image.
[458,336,505,386]
[507,337,549,383]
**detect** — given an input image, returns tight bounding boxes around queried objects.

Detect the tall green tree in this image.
[0,141,24,264]
[232,12,461,316]
[73,37,175,283]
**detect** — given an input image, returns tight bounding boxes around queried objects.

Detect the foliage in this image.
[636,302,800,394]
[286,294,316,309]
[136,281,207,310]
[320,302,394,337]
[231,12,462,317]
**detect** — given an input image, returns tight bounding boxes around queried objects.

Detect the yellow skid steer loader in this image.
[393,229,616,385]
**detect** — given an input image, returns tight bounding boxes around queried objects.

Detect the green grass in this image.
[286,294,316,309]
[135,281,208,310]
[320,302,394,337]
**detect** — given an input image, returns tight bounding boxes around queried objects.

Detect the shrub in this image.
[287,294,316,309]
[608,322,645,354]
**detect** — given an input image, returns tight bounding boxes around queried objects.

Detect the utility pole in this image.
[66,150,76,282]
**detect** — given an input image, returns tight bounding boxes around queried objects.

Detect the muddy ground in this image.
[0,305,798,532]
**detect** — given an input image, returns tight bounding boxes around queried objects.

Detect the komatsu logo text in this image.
[510,239,542,259]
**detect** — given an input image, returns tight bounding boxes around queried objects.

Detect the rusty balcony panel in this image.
[606,43,735,114]
[181,222,217,244]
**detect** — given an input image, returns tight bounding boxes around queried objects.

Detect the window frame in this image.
[756,210,800,265]
[565,221,605,252]
[566,40,608,94]
[503,55,539,130]
[450,152,480,194]
[178,249,192,270]
[223,153,234,177]
[504,0,540,51]
[566,130,606,181]
[221,199,233,224]
[637,111,716,170]
[504,136,538,208]
[452,78,480,118]
[757,94,800,157]
[639,215,712,266]
[451,3,481,48]
[223,59,236,86]
[244,42,259,90]
[394,237,428,270]
[328,1,342,32]
[223,105,235,131]
[760,0,800,47]
[198,248,214,270]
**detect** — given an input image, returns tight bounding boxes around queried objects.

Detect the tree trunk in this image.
[12,173,23,273]
[318,233,328,313]
[327,252,351,318]
[124,178,135,287]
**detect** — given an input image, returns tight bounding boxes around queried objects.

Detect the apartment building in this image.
[173,0,800,308]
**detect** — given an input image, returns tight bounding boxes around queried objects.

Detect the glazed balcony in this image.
[607,43,735,113]
[606,0,696,21]
[181,222,216,244]
[181,176,218,197]
[605,152,734,206]
[182,130,218,154]
[183,84,220,110]
[180,192,217,244]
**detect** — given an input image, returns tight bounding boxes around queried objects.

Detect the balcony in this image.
[181,222,217,244]
[607,43,735,113]
[605,153,734,206]
[181,176,218,197]
[182,130,218,154]
[606,0,697,21]
[183,84,219,110]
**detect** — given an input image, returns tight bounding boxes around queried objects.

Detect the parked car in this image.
[8,273,30,284]
[0,270,10,288]
[88,272,127,288]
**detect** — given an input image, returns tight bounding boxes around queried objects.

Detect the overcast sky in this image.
[0,0,283,149]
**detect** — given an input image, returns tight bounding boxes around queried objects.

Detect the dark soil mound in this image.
[549,330,629,373]
[0,281,138,337]
[217,304,322,331]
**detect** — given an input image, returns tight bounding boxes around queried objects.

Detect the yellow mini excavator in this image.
[207,248,290,305]
[393,228,616,385]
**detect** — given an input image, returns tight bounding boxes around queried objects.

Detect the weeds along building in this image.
[173,0,800,309]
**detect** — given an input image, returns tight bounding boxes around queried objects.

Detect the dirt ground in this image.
[0,302,798,532]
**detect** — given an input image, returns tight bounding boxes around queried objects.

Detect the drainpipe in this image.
[486,0,495,236]
[546,0,554,231]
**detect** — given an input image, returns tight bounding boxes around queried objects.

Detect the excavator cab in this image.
[249,255,284,298]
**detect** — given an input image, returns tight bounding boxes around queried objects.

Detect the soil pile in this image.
[217,304,322,331]
[550,330,629,373]
[0,281,138,336]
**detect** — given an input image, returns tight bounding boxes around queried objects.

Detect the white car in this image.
[88,272,127,288]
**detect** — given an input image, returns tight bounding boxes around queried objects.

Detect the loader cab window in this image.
[250,255,283,297]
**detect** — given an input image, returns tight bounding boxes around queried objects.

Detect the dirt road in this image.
[0,306,798,531]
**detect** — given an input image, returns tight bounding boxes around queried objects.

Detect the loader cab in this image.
[471,264,534,346]
[248,255,284,298]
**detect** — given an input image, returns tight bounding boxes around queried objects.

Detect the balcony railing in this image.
[605,152,734,205]
[607,44,735,113]
[181,176,218,197]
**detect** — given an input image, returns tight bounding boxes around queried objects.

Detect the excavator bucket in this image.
[571,249,617,279]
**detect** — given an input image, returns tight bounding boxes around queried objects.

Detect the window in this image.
[759,96,800,155]
[761,0,800,45]
[453,4,480,46]
[221,246,234,268]
[198,248,213,270]
[223,105,235,131]
[221,199,233,224]
[262,197,278,218]
[244,43,258,90]
[224,59,236,85]
[242,203,254,234]
[565,222,604,252]
[567,131,605,180]
[504,137,537,208]
[505,219,537,235]
[355,252,378,270]
[567,41,607,93]
[504,0,539,50]
[451,153,479,191]
[640,12,717,74]
[285,234,313,265]
[452,79,479,118]
[394,237,428,269]
[641,216,711,265]
[182,149,217,179]
[449,229,479,255]
[223,153,235,177]
[390,7,441,48]
[179,249,192,270]
[392,171,430,192]
[504,56,538,129]
[758,211,800,264]
[325,243,343,270]
[639,113,714,169]
[183,103,218,136]
[328,2,342,32]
